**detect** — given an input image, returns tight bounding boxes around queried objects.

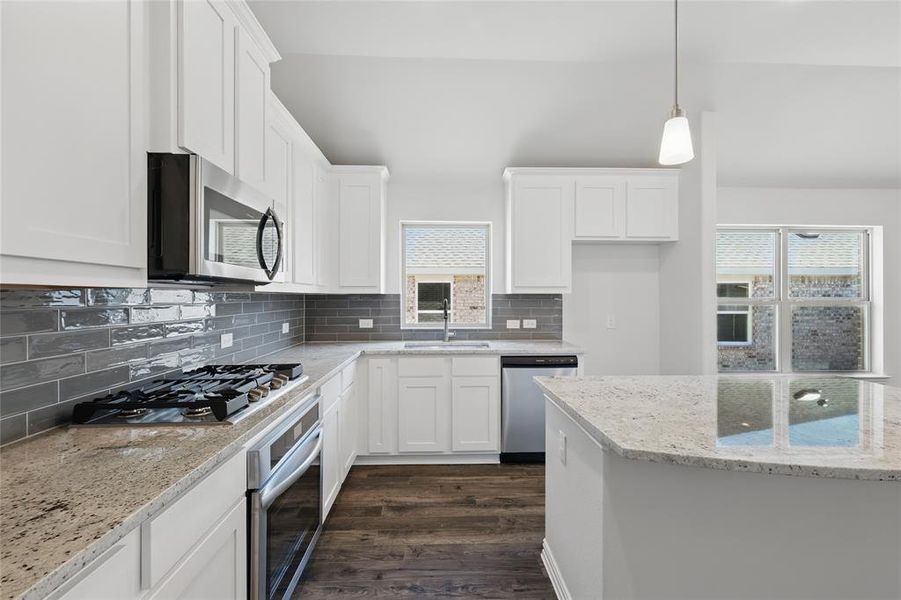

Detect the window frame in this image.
[716,279,753,346]
[400,221,493,330]
[716,225,872,374]
[415,279,453,323]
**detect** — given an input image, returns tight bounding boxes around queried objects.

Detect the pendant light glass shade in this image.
[659,0,694,166]
[658,108,694,166]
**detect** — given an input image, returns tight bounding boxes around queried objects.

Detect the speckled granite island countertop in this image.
[0,340,581,600]
[536,375,901,481]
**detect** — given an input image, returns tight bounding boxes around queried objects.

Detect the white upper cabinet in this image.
[291,141,323,287]
[333,167,389,293]
[0,0,147,287]
[177,0,236,172]
[625,176,679,240]
[505,173,574,294]
[235,25,270,190]
[574,176,627,239]
[150,0,280,179]
[505,168,679,293]
[265,95,293,213]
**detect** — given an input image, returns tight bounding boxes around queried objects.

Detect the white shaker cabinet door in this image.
[574,176,627,239]
[367,358,398,454]
[1,0,146,281]
[339,381,358,480]
[235,25,270,190]
[397,377,450,453]
[177,0,235,173]
[507,177,573,293]
[337,176,382,290]
[291,143,317,286]
[322,403,341,519]
[451,377,500,452]
[625,176,679,240]
[148,499,247,600]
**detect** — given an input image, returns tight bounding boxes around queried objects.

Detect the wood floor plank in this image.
[293,464,554,599]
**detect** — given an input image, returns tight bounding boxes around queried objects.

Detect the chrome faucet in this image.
[443,298,455,342]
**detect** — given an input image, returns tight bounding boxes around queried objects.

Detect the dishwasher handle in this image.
[501,355,578,368]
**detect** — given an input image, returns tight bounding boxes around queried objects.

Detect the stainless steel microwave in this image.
[148,153,285,284]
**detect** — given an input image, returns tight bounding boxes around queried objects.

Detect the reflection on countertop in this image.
[535,374,899,481]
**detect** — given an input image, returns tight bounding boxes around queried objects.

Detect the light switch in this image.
[606,314,616,329]
[359,319,374,329]
[220,333,233,349]
[506,320,520,329]
[281,322,290,334]
[559,430,567,465]
[523,319,537,329]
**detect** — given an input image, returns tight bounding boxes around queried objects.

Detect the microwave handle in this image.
[256,207,284,281]
[258,429,322,511]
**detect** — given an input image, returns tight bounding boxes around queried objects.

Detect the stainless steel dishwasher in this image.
[501,355,579,463]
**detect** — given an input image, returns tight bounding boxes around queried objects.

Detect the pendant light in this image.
[658,0,694,165]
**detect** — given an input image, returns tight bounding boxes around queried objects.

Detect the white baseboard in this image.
[353,453,500,465]
[542,538,572,600]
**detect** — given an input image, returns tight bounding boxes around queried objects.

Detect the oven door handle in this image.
[258,430,322,511]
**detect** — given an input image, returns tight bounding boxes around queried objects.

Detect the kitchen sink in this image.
[403,341,492,349]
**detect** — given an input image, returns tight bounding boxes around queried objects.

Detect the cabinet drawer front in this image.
[341,361,357,391]
[397,357,446,377]
[451,356,499,377]
[50,528,141,600]
[320,374,342,413]
[143,451,245,589]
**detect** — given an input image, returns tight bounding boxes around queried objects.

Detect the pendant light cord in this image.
[674,0,679,108]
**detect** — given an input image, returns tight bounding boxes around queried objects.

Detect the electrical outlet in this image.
[359,318,374,329]
[559,430,567,465]
[281,322,290,334]
[506,319,520,329]
[523,319,537,329]
[606,314,616,329]
[220,333,233,349]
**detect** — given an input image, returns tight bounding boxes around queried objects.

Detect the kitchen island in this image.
[535,375,900,600]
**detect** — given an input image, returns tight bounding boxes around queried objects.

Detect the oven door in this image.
[194,157,285,283]
[250,427,322,600]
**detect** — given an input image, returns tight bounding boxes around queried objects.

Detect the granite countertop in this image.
[0,340,581,600]
[536,375,901,482]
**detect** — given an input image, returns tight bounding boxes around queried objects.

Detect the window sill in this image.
[400,326,492,331]
[719,371,890,381]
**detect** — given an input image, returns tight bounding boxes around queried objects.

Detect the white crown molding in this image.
[503,166,681,181]
[226,0,281,63]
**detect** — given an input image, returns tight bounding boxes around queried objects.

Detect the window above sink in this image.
[400,222,492,330]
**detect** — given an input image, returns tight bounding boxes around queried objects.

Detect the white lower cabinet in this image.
[362,355,500,458]
[367,358,398,454]
[321,401,341,519]
[397,377,450,453]
[51,450,247,600]
[451,377,500,452]
[51,529,142,600]
[148,499,247,600]
[339,381,358,480]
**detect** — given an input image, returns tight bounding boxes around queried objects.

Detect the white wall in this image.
[658,112,718,375]
[718,187,901,384]
[563,245,661,376]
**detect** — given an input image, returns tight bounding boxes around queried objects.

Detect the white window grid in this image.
[716,226,872,374]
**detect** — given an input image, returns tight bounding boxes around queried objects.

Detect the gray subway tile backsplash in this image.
[0,287,305,445]
[0,287,561,446]
[304,293,562,342]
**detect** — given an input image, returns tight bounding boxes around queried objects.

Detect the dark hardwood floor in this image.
[293,464,555,599]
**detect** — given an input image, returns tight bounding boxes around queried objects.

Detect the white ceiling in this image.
[250,0,901,187]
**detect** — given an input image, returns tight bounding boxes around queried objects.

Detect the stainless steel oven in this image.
[247,394,322,600]
[148,153,285,284]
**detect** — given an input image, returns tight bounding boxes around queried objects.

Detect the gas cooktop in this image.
[72,363,307,426]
